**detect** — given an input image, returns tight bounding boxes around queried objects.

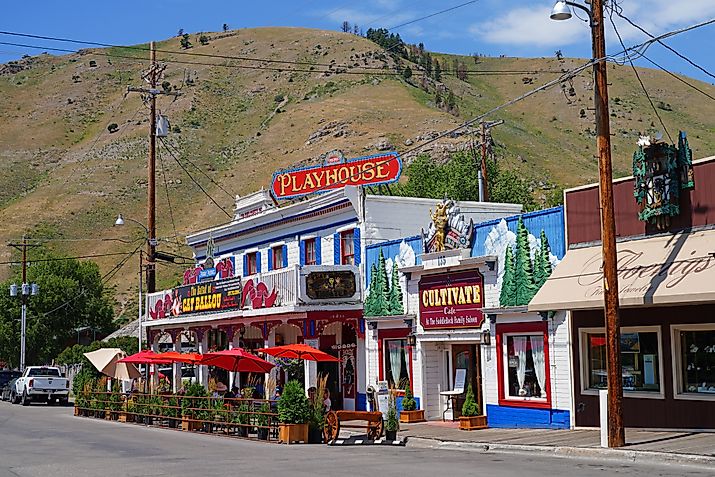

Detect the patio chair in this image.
[440,368,467,421]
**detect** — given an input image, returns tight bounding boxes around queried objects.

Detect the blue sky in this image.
[1,0,714,83]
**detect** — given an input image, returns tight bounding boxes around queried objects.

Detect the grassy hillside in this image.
[0,27,713,317]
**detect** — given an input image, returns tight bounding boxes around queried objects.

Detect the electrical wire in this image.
[159,137,232,218]
[611,4,715,82]
[161,140,235,201]
[639,54,715,103]
[157,142,181,246]
[388,0,479,31]
[607,7,673,143]
[0,250,141,266]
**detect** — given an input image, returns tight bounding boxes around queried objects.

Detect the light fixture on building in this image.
[407,334,417,347]
[403,318,413,329]
[485,260,496,271]
[367,321,378,331]
[481,329,491,346]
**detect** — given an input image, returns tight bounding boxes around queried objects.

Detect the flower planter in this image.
[279,423,308,444]
[399,410,425,423]
[182,418,201,432]
[257,427,269,440]
[118,412,127,423]
[308,426,323,444]
[385,430,398,441]
[459,415,487,431]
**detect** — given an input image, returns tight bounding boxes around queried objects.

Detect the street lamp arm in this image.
[565,1,592,19]
[115,214,149,235]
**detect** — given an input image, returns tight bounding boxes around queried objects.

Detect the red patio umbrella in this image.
[257,343,339,362]
[199,348,275,373]
[118,349,172,364]
[157,351,203,364]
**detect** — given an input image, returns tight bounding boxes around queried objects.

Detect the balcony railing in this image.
[243,265,300,308]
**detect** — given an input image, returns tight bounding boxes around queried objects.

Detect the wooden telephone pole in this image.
[8,236,40,371]
[126,42,180,293]
[591,0,625,448]
[477,120,503,202]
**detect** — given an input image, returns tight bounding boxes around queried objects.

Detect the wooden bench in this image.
[323,410,384,442]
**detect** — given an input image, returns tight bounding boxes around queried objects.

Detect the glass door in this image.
[451,344,480,418]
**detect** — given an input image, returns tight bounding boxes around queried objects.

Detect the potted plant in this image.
[399,384,425,423]
[277,380,310,444]
[125,398,136,423]
[108,384,122,420]
[256,402,271,440]
[458,384,487,430]
[181,382,207,432]
[384,393,399,441]
[308,375,328,444]
[232,401,250,437]
[165,396,179,428]
[212,398,227,434]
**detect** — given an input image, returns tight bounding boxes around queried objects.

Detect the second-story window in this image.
[341,230,355,265]
[272,245,285,270]
[246,252,258,275]
[305,238,317,266]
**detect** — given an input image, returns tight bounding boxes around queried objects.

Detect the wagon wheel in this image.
[323,411,340,442]
[367,418,384,440]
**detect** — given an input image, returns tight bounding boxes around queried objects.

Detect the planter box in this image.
[74,406,80,416]
[279,423,308,444]
[399,410,426,423]
[118,412,127,423]
[182,418,201,432]
[459,415,487,431]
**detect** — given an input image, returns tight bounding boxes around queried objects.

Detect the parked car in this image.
[15,366,69,406]
[1,377,20,402]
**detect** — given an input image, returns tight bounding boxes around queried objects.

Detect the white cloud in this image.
[471,5,588,47]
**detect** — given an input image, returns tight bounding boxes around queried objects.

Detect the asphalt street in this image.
[0,401,710,477]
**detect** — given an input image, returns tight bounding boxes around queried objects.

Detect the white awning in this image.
[529,229,715,311]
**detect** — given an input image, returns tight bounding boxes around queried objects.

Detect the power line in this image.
[0,251,137,266]
[607,8,673,143]
[157,142,181,246]
[161,140,236,201]
[641,54,715,102]
[159,137,232,218]
[388,0,479,31]
[611,5,715,82]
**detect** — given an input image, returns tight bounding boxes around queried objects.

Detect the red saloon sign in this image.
[419,270,484,330]
[271,152,402,200]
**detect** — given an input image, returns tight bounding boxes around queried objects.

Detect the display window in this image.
[384,339,411,389]
[579,326,664,398]
[304,238,317,265]
[496,322,551,408]
[272,245,285,270]
[340,230,355,265]
[246,252,258,275]
[671,324,715,400]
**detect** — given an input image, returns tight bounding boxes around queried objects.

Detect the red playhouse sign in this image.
[419,270,484,330]
[271,152,402,200]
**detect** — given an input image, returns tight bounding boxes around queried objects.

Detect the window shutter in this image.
[256,251,261,273]
[267,248,273,271]
[315,237,322,265]
[299,240,306,266]
[353,228,361,265]
[282,244,288,268]
[333,232,341,265]
[243,254,248,276]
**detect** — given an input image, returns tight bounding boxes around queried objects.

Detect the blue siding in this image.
[364,235,423,288]
[486,404,570,429]
[472,206,565,259]
[356,393,367,411]
[315,237,322,265]
[353,228,361,265]
[333,232,341,264]
[396,396,421,413]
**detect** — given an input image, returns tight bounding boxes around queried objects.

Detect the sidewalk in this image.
[396,421,715,467]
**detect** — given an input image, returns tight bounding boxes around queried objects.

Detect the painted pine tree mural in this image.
[538,230,553,286]
[513,217,537,305]
[500,244,517,307]
[365,263,379,315]
[388,262,404,315]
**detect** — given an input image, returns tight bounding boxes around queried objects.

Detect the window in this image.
[246,252,258,275]
[304,238,317,266]
[672,325,715,399]
[504,334,546,399]
[340,230,354,265]
[581,327,662,395]
[384,339,410,389]
[272,245,284,270]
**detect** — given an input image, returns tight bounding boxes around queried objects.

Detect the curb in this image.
[405,436,715,469]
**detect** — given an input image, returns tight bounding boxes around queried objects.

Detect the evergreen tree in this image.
[180,33,192,49]
[387,262,403,315]
[533,239,545,290]
[402,66,412,80]
[513,217,537,305]
[499,244,516,307]
[364,263,379,316]
[433,59,441,81]
[373,249,390,315]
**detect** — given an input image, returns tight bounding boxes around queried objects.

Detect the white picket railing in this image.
[242,265,300,307]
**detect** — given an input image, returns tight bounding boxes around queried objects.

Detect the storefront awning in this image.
[529,229,715,311]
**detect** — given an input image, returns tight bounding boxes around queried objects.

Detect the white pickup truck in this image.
[14,366,69,406]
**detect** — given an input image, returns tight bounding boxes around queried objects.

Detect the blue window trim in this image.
[353,228,361,265]
[282,244,288,268]
[255,251,261,273]
[333,232,341,265]
[267,248,273,271]
[315,237,322,265]
[299,240,306,266]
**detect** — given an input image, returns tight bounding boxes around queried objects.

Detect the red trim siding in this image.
[496,322,552,410]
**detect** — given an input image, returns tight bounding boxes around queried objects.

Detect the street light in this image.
[9,280,38,372]
[550,0,625,448]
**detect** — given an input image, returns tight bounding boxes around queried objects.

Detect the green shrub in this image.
[385,394,399,432]
[461,384,480,417]
[277,380,310,424]
[256,402,271,427]
[402,384,416,411]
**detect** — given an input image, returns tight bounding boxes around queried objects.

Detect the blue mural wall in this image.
[472,206,566,259]
[486,404,570,429]
[364,235,423,288]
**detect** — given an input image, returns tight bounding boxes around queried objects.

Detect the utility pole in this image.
[8,236,40,372]
[127,41,180,293]
[591,0,625,448]
[477,120,504,202]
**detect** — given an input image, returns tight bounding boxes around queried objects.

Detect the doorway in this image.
[451,344,482,418]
